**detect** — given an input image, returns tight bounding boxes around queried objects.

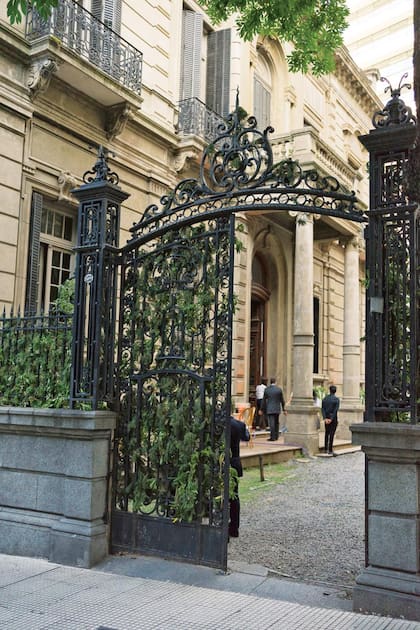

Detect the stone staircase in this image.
[240,429,303,469]
[240,429,361,469]
[317,432,361,457]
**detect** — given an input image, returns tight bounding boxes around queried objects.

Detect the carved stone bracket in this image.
[174,148,199,174]
[58,170,78,203]
[105,103,136,141]
[28,57,60,100]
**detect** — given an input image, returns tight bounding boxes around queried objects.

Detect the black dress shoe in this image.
[267,438,274,441]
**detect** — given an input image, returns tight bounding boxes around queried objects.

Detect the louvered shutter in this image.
[91,0,103,21]
[206,29,231,117]
[25,192,43,314]
[180,10,202,100]
[254,77,271,129]
[91,0,121,33]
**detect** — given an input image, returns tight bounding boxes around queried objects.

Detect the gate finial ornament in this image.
[83,145,120,185]
[372,73,416,129]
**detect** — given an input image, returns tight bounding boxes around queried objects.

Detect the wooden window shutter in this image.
[91,0,121,33]
[25,192,43,314]
[91,0,103,21]
[206,28,231,117]
[254,77,271,129]
[180,10,202,100]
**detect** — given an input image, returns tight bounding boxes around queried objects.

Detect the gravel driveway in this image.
[228,451,365,588]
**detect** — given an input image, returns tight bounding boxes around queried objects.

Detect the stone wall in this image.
[0,407,116,568]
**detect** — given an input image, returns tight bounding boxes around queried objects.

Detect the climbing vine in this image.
[115,219,234,523]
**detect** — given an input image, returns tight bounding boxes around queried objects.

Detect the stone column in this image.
[339,236,363,438]
[343,236,361,401]
[285,212,318,454]
[351,422,420,622]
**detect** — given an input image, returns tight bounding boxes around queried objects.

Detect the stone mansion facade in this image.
[0,0,382,451]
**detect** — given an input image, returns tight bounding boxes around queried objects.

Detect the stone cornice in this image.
[334,47,383,119]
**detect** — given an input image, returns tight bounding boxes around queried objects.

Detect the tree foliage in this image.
[198,0,349,75]
[7,0,58,24]
[7,0,348,75]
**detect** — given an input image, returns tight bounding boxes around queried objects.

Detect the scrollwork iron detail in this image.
[132,97,363,239]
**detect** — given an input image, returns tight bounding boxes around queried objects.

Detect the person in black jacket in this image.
[262,377,287,441]
[321,385,340,456]
[229,416,250,538]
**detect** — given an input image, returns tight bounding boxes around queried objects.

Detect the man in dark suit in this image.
[263,377,287,441]
[321,385,340,456]
[229,415,250,538]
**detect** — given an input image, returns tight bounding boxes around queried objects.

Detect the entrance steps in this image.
[240,429,303,469]
[240,430,361,469]
[317,433,361,457]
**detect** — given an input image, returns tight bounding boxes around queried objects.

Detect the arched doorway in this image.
[249,255,270,401]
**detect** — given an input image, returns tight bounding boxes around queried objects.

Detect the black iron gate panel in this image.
[365,205,419,422]
[111,215,235,568]
[361,91,419,423]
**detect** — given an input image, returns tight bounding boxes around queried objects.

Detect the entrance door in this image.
[249,298,266,398]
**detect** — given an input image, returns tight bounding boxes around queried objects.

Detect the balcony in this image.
[178,98,224,143]
[25,0,142,103]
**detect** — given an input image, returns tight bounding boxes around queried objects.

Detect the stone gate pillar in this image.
[286,212,318,454]
[351,81,420,621]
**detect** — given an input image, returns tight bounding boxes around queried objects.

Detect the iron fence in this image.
[25,0,142,95]
[0,309,73,408]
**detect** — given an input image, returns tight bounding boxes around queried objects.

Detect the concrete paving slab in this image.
[1,554,419,629]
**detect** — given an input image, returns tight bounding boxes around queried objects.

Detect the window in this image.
[180,9,231,117]
[254,53,272,129]
[313,296,320,373]
[26,193,75,313]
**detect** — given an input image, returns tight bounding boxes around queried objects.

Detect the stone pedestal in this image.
[336,404,363,441]
[285,403,319,455]
[351,422,420,622]
[0,407,116,568]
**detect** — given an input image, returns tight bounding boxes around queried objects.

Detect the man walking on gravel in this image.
[263,377,287,441]
[322,385,340,456]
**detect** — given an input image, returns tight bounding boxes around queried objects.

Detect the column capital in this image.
[340,235,361,250]
[288,211,316,224]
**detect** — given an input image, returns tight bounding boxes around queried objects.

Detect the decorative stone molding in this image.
[174,147,199,173]
[340,235,360,250]
[289,211,319,225]
[22,164,35,176]
[105,103,136,141]
[27,57,60,100]
[58,171,78,203]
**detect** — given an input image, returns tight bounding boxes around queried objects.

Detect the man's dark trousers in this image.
[324,419,338,453]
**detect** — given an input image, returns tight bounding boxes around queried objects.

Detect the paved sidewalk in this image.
[1,554,419,629]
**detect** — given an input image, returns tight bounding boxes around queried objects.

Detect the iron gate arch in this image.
[109,99,367,570]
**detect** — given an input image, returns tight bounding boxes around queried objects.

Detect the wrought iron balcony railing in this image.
[25,0,142,95]
[178,98,224,143]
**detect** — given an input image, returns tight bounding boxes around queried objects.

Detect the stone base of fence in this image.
[0,407,116,568]
[351,422,420,622]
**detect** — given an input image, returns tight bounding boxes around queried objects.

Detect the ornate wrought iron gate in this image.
[111,212,235,567]
[106,103,366,569]
[71,100,369,570]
